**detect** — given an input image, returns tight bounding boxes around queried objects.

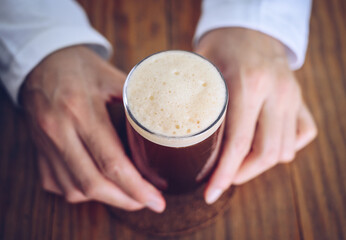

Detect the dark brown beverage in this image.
[123,50,228,194]
[127,119,225,193]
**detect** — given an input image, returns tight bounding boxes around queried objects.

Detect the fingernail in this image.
[146,197,165,213]
[206,188,223,204]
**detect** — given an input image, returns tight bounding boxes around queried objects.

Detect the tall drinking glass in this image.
[123,50,228,194]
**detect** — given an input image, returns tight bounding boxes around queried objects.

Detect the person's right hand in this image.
[20,46,166,213]
[195,28,318,204]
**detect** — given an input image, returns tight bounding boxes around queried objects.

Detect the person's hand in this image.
[195,28,317,204]
[20,46,165,213]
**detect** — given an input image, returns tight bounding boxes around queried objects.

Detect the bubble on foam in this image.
[126,51,226,140]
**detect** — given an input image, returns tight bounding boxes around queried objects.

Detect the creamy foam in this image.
[124,51,227,147]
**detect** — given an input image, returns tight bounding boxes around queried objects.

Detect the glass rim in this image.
[123,50,228,141]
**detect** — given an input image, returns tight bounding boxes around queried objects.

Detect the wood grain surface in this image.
[1,0,345,239]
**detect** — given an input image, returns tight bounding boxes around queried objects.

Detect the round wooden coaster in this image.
[109,184,235,236]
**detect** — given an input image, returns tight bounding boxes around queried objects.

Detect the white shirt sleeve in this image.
[0,0,112,104]
[195,0,312,70]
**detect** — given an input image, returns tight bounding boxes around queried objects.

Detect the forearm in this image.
[0,0,112,104]
[195,0,312,70]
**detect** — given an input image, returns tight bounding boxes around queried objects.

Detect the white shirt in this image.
[0,0,312,104]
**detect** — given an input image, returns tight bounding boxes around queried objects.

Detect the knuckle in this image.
[275,79,299,103]
[58,89,86,116]
[231,136,252,156]
[80,181,99,199]
[281,151,296,163]
[244,69,269,94]
[65,191,86,203]
[65,96,84,111]
[59,87,81,102]
[101,161,123,179]
[262,147,280,166]
[37,113,56,132]
[277,78,292,92]
[276,83,291,103]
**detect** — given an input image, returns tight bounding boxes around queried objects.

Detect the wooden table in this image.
[1,0,345,239]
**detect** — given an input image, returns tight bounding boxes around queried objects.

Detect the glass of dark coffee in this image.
[123,50,228,194]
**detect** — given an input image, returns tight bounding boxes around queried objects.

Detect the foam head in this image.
[124,50,228,147]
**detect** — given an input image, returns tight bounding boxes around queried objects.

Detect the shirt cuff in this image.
[194,0,311,70]
[2,26,112,104]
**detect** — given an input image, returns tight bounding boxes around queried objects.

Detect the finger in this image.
[55,122,145,211]
[280,109,299,163]
[204,82,264,204]
[44,150,90,204]
[27,105,82,201]
[296,104,318,151]
[38,153,62,195]
[36,115,143,210]
[233,100,284,185]
[31,114,90,203]
[77,101,165,213]
[33,121,90,204]
[98,63,127,101]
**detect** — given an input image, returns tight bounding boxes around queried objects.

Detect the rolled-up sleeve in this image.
[0,0,112,103]
[195,0,312,70]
